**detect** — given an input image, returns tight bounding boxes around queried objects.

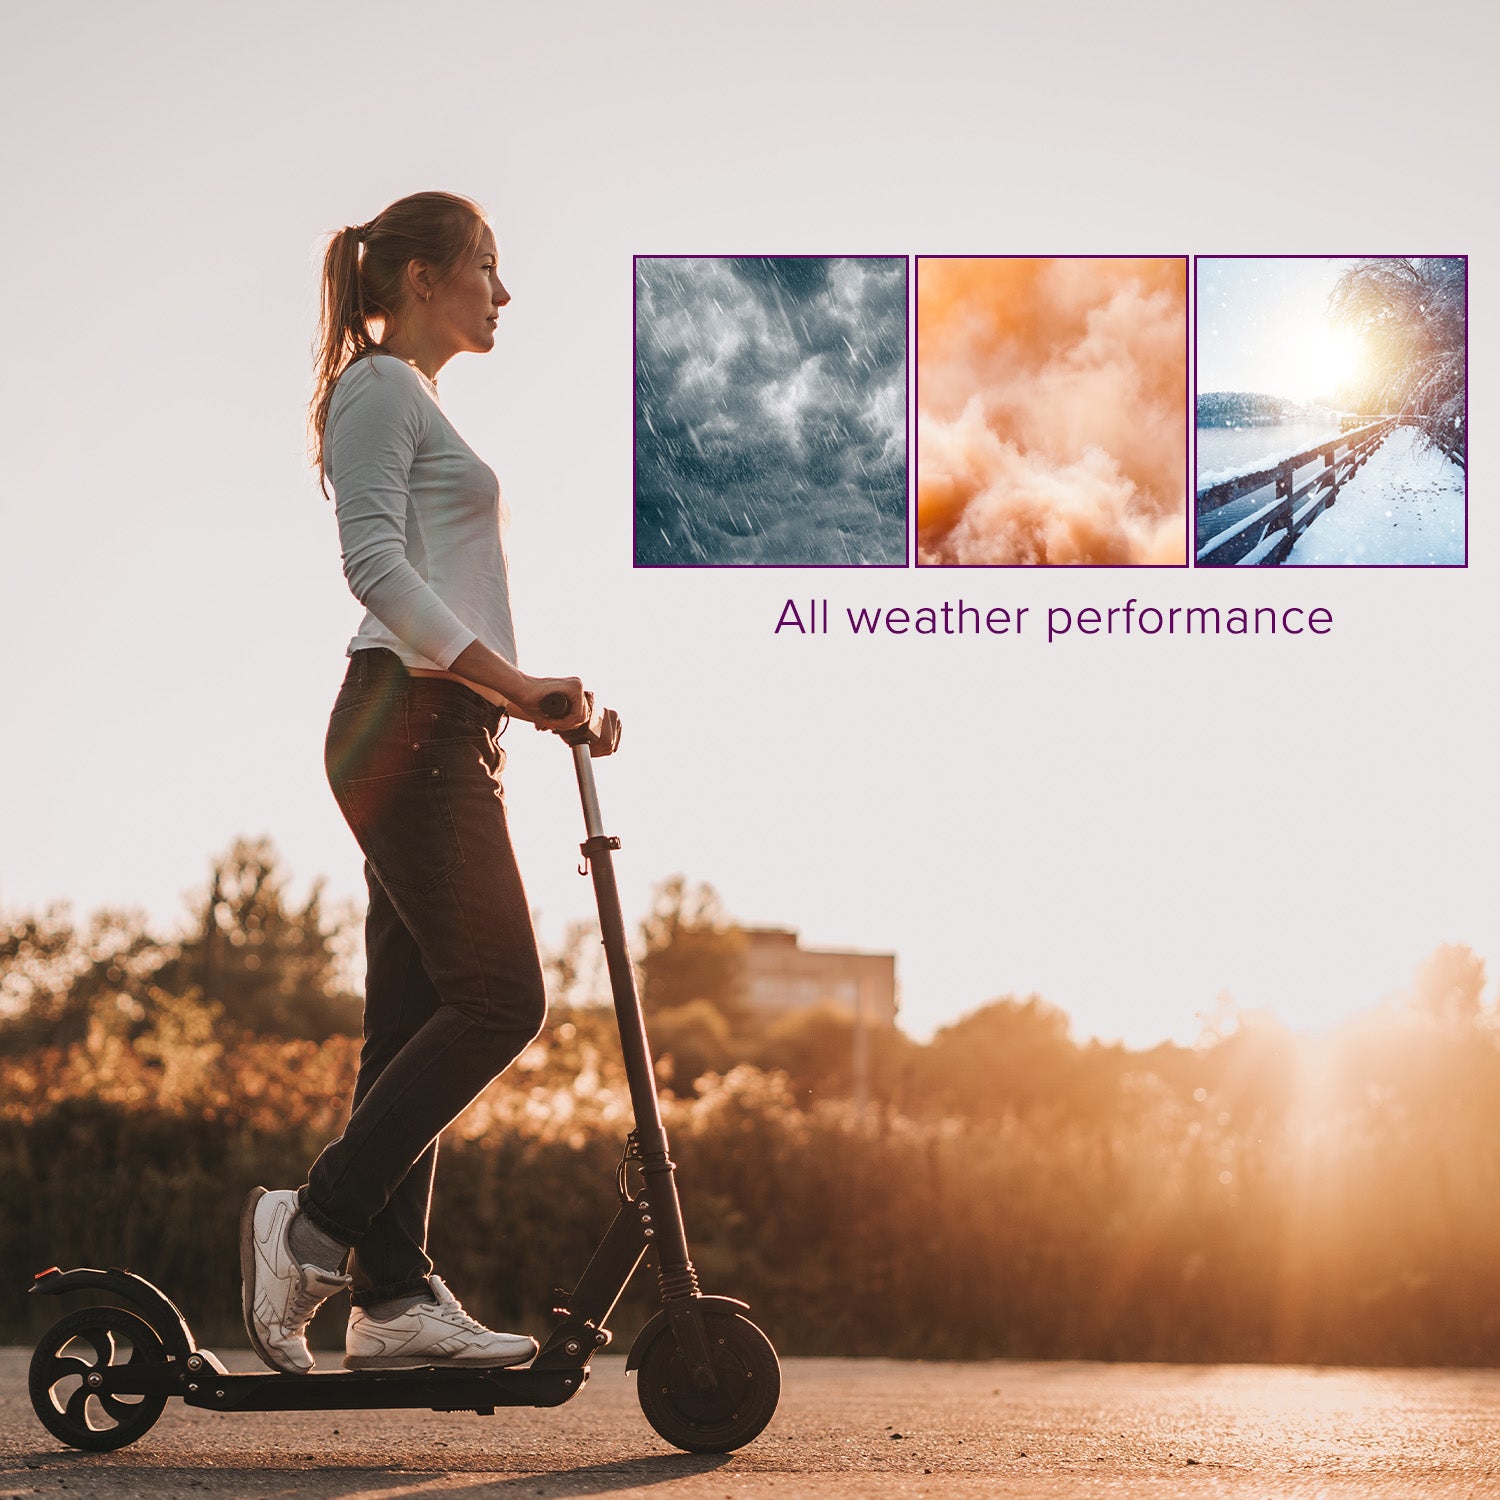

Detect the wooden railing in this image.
[1433,421,1466,472]
[1195,417,1397,567]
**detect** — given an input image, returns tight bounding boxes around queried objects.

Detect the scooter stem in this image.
[568,741,667,1148]
[571,743,606,840]
[565,730,699,1302]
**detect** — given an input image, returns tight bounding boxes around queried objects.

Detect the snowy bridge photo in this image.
[1195,416,1465,566]
[1195,257,1466,567]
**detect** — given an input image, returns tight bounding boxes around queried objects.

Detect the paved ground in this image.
[4,1349,1499,1499]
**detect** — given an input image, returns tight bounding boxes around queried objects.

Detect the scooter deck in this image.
[110,1357,588,1414]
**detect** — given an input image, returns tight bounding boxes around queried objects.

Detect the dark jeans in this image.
[301,648,547,1307]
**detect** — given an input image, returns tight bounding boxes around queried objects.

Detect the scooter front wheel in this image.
[636,1310,780,1453]
[29,1306,168,1452]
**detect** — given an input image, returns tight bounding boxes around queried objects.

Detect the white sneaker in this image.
[239,1187,350,1374]
[344,1275,538,1370]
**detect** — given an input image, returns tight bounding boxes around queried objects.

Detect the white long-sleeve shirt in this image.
[328,354,516,670]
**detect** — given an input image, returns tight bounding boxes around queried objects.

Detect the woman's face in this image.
[424,225,510,355]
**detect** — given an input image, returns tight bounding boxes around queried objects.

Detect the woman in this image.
[241,191,591,1375]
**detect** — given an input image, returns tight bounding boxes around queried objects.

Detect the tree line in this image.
[3,841,1499,1365]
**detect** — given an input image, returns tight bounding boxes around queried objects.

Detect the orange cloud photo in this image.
[917,257,1187,566]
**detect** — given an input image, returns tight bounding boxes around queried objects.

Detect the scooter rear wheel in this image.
[636,1310,780,1453]
[29,1306,168,1452]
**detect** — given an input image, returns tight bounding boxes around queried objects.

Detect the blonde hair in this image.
[309,191,488,488]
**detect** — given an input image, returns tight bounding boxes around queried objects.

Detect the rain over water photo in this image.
[634,255,908,566]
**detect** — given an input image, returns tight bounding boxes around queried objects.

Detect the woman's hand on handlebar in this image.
[442,644,589,729]
[510,676,590,731]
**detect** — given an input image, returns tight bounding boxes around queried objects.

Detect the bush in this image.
[9,997,1500,1365]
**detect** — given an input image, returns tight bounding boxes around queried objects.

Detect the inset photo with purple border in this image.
[1195,256,1467,567]
[915,256,1189,567]
[633,255,907,567]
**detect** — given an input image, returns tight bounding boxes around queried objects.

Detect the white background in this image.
[1,0,1492,1045]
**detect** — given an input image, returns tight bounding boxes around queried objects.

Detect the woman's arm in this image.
[329,361,590,730]
[446,639,587,728]
[330,361,480,667]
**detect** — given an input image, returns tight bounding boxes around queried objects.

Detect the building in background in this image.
[739,928,898,1026]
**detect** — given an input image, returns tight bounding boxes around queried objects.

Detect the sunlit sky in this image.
[1197,258,1372,405]
[2,3,1494,1048]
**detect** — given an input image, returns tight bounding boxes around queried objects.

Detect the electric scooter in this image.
[27,699,781,1455]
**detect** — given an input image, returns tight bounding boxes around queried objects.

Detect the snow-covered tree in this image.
[1328,257,1465,460]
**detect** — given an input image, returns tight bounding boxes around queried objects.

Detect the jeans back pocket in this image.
[334,765,464,895]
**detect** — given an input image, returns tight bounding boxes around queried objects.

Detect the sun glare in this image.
[1301,322,1365,403]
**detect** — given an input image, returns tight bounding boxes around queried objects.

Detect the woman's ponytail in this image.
[310,223,379,490]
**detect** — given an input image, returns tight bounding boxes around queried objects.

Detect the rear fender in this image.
[29,1266,197,1360]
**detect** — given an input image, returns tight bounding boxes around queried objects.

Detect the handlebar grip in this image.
[536,691,621,755]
